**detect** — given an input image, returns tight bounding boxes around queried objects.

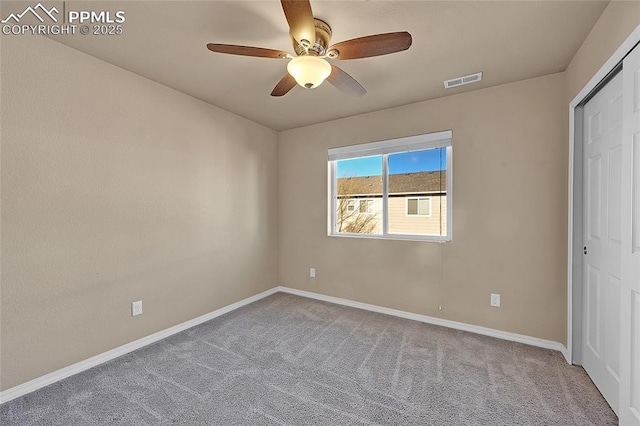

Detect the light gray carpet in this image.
[1,293,617,425]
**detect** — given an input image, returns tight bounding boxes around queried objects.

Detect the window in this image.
[359,199,374,214]
[407,197,431,216]
[328,130,452,241]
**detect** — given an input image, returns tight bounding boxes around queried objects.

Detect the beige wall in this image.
[566,1,640,101]
[279,73,568,344]
[0,36,279,390]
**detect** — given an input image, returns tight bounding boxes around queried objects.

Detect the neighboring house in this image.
[336,171,447,236]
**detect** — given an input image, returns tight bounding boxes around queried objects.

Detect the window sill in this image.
[328,232,451,243]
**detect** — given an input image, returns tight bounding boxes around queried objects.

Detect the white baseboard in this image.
[277,286,567,355]
[1,284,569,404]
[0,287,279,404]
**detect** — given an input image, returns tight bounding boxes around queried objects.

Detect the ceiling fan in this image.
[206,0,412,97]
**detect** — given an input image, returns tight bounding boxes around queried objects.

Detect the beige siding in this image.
[337,196,447,236]
[388,195,447,236]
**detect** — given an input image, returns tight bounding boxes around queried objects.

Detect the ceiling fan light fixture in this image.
[287,55,332,89]
[207,1,412,97]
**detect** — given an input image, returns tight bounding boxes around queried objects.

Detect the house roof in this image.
[337,171,446,196]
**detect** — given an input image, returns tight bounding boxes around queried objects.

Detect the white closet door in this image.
[620,43,640,426]
[582,70,623,414]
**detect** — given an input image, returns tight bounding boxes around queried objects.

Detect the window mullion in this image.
[382,154,389,236]
[330,161,337,235]
[446,145,453,240]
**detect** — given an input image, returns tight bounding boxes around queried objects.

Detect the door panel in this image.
[586,265,601,356]
[610,94,623,127]
[582,70,622,414]
[588,155,602,240]
[605,274,620,379]
[589,112,603,144]
[631,292,640,415]
[609,146,622,244]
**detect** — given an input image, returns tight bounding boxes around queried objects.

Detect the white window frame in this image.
[328,130,453,242]
[406,196,432,217]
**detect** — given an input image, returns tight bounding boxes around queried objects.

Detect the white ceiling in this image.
[50,1,608,131]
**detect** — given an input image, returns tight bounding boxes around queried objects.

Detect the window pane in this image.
[407,199,418,215]
[335,156,382,234]
[418,198,430,215]
[388,148,446,236]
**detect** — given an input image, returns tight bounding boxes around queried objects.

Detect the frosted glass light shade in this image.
[287,55,332,89]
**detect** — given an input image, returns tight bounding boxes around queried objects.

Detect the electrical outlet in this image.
[310,267,316,278]
[490,293,501,307]
[132,300,143,316]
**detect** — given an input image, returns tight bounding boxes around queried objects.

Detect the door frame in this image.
[567,24,640,364]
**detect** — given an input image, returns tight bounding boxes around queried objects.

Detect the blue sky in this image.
[337,148,446,177]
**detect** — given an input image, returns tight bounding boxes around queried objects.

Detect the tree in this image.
[336,177,379,234]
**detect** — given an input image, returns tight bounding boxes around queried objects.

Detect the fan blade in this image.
[281,0,316,46]
[206,44,289,59]
[271,73,297,97]
[327,65,366,97]
[328,32,412,60]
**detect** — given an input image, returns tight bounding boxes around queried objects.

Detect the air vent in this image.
[444,72,483,89]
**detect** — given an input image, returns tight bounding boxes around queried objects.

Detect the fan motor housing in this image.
[292,18,332,56]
